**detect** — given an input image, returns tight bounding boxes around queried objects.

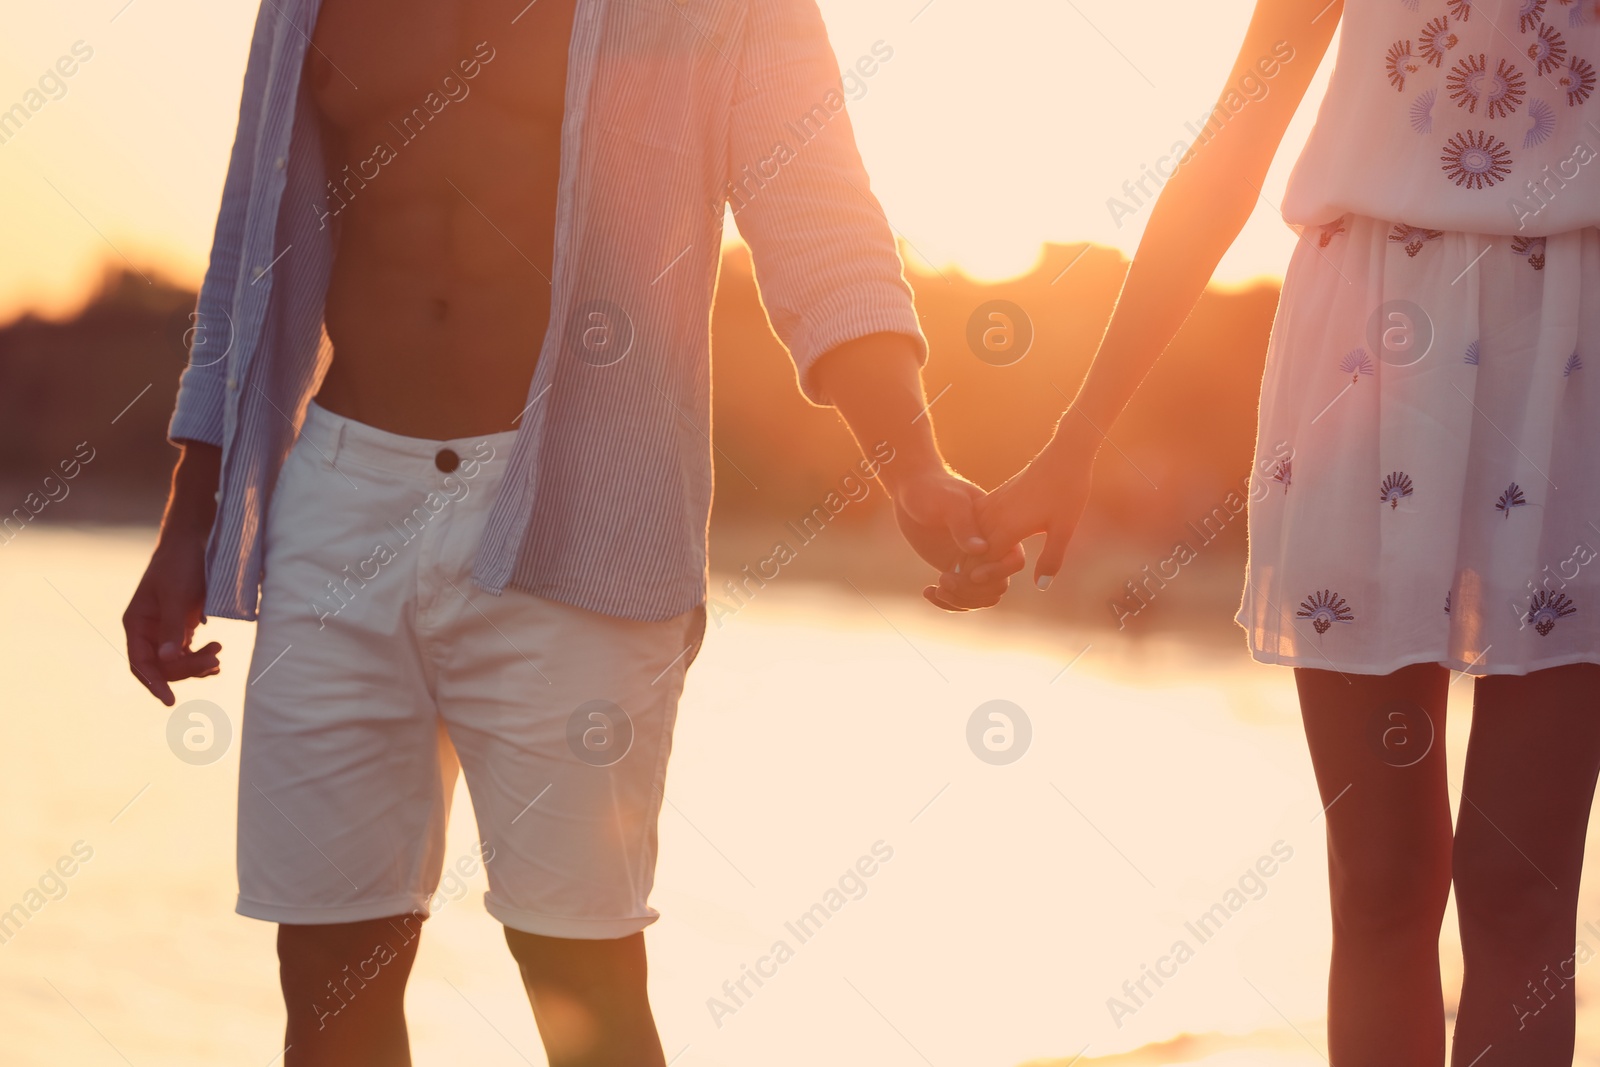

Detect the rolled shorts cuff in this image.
[235,893,432,927]
[484,893,659,940]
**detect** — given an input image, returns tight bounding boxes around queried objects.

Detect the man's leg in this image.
[503,929,665,1067]
[279,915,425,1067]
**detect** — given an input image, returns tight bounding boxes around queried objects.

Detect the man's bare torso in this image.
[307,0,578,440]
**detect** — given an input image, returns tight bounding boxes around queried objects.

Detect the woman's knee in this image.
[1326,833,1452,938]
[1453,841,1573,945]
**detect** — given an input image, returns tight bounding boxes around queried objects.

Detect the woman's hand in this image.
[967,433,1096,591]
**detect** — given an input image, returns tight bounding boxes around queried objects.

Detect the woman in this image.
[963,0,1600,1062]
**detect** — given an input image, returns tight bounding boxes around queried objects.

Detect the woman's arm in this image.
[971,0,1345,590]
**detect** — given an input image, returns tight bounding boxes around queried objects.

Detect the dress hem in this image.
[1233,615,1600,677]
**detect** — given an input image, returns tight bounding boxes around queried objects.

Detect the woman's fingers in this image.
[1034,521,1075,589]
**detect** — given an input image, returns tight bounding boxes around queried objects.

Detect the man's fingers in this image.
[941,487,989,557]
[126,630,175,705]
[922,585,969,612]
[964,543,1027,584]
[935,570,1005,610]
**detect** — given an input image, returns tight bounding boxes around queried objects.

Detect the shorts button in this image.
[434,448,460,473]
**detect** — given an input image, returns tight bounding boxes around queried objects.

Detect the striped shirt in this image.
[171,0,925,623]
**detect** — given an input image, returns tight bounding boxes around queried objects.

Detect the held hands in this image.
[890,467,1026,611]
[952,434,1096,597]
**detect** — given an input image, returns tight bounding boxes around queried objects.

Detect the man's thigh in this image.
[430,590,705,940]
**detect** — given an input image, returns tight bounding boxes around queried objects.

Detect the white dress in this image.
[1235,0,1600,675]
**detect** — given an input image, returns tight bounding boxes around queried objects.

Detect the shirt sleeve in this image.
[725,0,927,407]
[167,1,277,447]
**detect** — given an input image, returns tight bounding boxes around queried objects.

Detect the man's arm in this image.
[726,1,1022,608]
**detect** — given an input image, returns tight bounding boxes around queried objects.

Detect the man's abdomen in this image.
[306,0,577,439]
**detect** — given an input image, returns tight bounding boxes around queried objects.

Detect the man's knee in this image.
[503,926,648,992]
[278,913,427,1023]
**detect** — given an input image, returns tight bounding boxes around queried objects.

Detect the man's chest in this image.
[306,0,580,133]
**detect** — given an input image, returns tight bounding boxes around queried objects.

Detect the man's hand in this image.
[124,534,222,706]
[124,442,224,706]
[892,468,1026,611]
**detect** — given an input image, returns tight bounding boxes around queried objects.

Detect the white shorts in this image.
[237,401,704,938]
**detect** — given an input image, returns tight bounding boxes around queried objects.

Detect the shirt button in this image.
[226,376,238,391]
[273,156,285,170]
[435,449,460,473]
[251,266,266,281]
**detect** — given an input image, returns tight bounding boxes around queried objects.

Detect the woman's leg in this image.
[1451,663,1600,1066]
[1297,662,1453,1066]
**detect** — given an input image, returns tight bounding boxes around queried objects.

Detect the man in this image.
[123,1,1019,1064]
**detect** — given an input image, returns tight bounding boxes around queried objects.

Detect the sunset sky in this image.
[0,0,1337,323]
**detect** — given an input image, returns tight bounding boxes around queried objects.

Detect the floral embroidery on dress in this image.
[1298,589,1355,634]
[1271,458,1292,493]
[1527,589,1577,634]
[1390,223,1446,255]
[1513,234,1547,267]
[1444,590,1452,614]
[1447,54,1527,117]
[1525,97,1558,144]
[1562,55,1596,105]
[1449,0,1474,21]
[1441,128,1514,187]
[1420,17,1459,65]
[1317,217,1348,247]
[1520,0,1548,33]
[1380,471,1415,508]
[1496,482,1528,516]
[1565,351,1584,376]
[1464,339,1482,364]
[1340,348,1376,381]
[1389,40,1422,90]
[1411,88,1438,132]
[1528,24,1568,74]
